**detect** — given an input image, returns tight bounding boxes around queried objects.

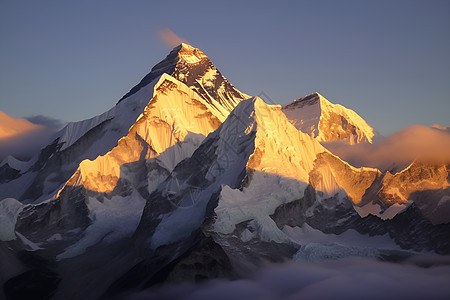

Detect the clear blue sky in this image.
[0,0,449,135]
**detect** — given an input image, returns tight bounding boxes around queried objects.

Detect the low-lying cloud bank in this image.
[0,111,65,161]
[25,114,65,130]
[128,257,450,300]
[323,125,450,171]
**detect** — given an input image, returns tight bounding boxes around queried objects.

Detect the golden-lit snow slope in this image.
[65,74,229,193]
[282,92,378,144]
[245,97,326,182]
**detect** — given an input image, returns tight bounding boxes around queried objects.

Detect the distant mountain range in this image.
[1,43,449,300]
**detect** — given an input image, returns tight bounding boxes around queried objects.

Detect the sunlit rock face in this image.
[282,92,380,144]
[118,43,249,112]
[73,74,226,194]
[378,161,450,224]
[358,161,450,223]
[309,152,381,204]
[308,152,450,225]
[379,162,448,205]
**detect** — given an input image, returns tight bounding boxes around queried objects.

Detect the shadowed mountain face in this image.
[1,44,449,300]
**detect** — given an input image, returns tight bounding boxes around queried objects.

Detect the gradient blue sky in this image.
[0,0,449,135]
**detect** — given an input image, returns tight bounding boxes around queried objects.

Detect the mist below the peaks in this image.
[127,256,450,300]
[322,124,450,171]
[0,112,65,161]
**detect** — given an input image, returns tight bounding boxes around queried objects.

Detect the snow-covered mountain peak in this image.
[118,44,249,111]
[282,92,379,144]
[176,42,198,52]
[218,96,326,183]
[175,43,208,64]
[283,92,321,109]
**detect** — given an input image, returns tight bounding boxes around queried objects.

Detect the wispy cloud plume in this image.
[158,28,187,48]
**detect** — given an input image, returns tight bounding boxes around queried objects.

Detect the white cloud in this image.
[323,125,450,171]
